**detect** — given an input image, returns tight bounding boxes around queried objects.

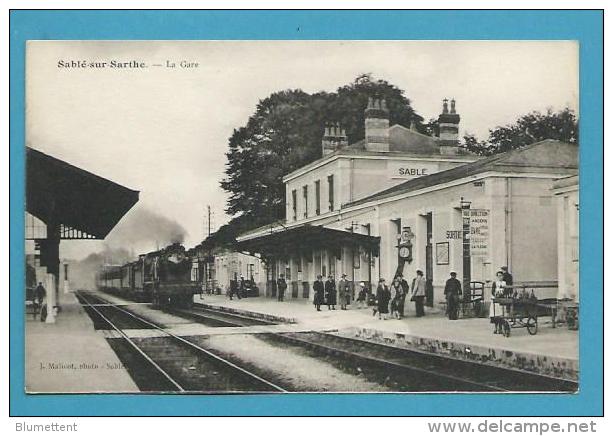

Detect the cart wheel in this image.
[503,320,511,337]
[526,317,538,335]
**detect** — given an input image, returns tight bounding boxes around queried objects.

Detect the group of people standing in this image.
[310,270,427,320]
[228,274,257,300]
[282,265,515,328]
[443,266,514,325]
[372,270,426,320]
[311,273,353,311]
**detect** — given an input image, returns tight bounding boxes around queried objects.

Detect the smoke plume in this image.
[68,207,187,290]
[106,207,187,252]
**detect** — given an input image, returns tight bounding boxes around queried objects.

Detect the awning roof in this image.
[26,147,140,239]
[235,224,380,258]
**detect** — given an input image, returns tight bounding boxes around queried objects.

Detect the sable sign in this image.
[469,209,490,256]
[388,162,439,179]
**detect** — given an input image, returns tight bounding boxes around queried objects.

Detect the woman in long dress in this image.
[324,275,337,310]
[376,278,391,320]
[489,270,507,334]
[390,277,403,319]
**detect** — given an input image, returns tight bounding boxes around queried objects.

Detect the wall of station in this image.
[284,155,474,225]
[272,174,562,305]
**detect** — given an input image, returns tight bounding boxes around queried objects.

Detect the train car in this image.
[97,244,201,308]
[120,263,131,297]
[97,264,123,293]
[146,243,201,308]
[132,255,148,302]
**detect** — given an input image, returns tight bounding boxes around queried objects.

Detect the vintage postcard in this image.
[24,40,580,395]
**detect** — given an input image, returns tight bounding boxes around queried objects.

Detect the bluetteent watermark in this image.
[15,422,78,432]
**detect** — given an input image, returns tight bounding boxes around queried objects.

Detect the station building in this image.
[552,175,579,300]
[236,99,578,307]
[211,250,266,293]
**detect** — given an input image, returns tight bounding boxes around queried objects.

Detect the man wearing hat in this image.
[444,272,463,320]
[398,273,409,318]
[501,266,513,288]
[410,270,426,317]
[313,275,325,311]
[276,273,287,302]
[338,273,351,310]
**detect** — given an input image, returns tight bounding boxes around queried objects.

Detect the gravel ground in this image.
[201,334,390,392]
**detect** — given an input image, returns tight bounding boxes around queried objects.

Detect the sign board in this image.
[469,209,490,256]
[446,230,462,239]
[388,161,440,180]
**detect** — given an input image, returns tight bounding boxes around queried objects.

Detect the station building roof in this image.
[283,124,474,182]
[236,224,380,258]
[345,140,578,208]
[26,147,140,239]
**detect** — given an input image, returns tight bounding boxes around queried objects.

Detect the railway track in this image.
[83,291,577,393]
[76,291,288,394]
[167,305,274,328]
[260,332,577,392]
[178,303,577,392]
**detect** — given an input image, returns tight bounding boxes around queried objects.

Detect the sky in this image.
[25,40,578,260]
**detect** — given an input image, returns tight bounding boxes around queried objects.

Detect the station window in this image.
[191,260,199,282]
[328,175,334,211]
[303,185,309,218]
[315,180,321,215]
[291,189,297,221]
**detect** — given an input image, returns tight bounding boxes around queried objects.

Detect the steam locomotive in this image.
[97,243,201,308]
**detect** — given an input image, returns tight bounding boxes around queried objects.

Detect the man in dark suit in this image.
[444,272,463,320]
[398,274,409,318]
[313,275,325,311]
[276,274,287,302]
[229,278,241,300]
[34,282,47,322]
[501,266,513,286]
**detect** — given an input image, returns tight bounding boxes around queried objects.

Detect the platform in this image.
[25,290,139,393]
[195,294,579,380]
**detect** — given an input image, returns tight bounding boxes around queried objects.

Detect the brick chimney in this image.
[322,122,348,156]
[365,97,390,152]
[438,98,461,155]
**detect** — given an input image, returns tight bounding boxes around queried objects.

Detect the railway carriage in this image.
[98,243,201,309]
[96,265,123,293]
[131,255,148,301]
[120,263,131,297]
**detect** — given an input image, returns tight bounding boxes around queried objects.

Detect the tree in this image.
[462,107,578,156]
[219,74,426,238]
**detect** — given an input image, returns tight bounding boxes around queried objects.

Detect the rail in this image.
[79,291,288,393]
[76,291,185,392]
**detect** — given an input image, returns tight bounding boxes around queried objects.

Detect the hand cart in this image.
[492,297,538,337]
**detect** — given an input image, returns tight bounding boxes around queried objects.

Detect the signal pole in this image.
[207,205,211,237]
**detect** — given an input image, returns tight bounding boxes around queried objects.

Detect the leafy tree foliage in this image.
[214,79,578,248]
[218,74,425,239]
[462,108,578,156]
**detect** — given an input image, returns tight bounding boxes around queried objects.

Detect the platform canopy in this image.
[26,147,139,240]
[236,224,380,259]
